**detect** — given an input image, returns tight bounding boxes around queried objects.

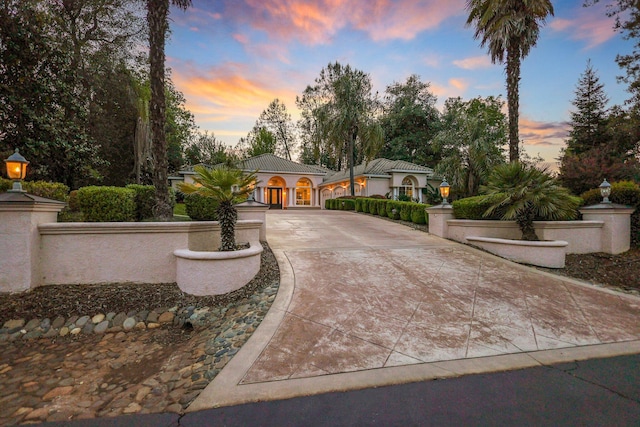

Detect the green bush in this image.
[355,198,364,212]
[68,190,80,212]
[0,177,12,192]
[22,181,69,202]
[386,201,402,220]
[369,194,386,199]
[126,184,156,221]
[400,202,412,221]
[363,198,373,213]
[410,203,427,224]
[339,199,355,210]
[452,194,507,220]
[325,199,331,209]
[581,180,640,246]
[185,193,219,221]
[77,186,136,222]
[376,199,388,217]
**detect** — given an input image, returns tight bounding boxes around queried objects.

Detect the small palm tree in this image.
[178,166,259,251]
[481,162,581,241]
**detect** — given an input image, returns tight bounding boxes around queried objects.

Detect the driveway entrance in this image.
[191,210,640,410]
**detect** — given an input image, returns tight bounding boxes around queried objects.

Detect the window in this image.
[296,178,312,206]
[399,176,414,199]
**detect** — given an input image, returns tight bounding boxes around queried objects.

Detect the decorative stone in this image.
[70,327,82,335]
[122,318,136,331]
[135,322,146,330]
[3,319,25,329]
[147,323,161,329]
[112,313,127,327]
[59,327,70,336]
[106,312,116,321]
[43,386,73,400]
[82,323,94,334]
[123,402,142,414]
[158,312,174,324]
[146,311,159,323]
[52,316,65,329]
[76,316,90,328]
[66,315,79,326]
[137,310,149,321]
[92,314,105,324]
[94,321,109,334]
[43,328,58,338]
[40,318,51,330]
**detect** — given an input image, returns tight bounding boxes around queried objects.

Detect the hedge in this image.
[376,199,388,217]
[410,204,427,224]
[581,180,640,246]
[185,193,219,221]
[399,202,412,221]
[452,194,507,220]
[0,178,69,202]
[77,186,136,222]
[355,198,364,212]
[126,184,156,221]
[386,201,402,220]
[339,199,355,210]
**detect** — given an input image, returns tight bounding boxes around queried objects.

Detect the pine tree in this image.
[566,60,610,155]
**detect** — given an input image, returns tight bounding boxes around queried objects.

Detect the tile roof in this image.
[238,154,329,175]
[320,158,434,185]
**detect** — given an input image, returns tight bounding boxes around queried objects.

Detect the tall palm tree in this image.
[147,0,192,220]
[466,0,554,163]
[481,162,581,241]
[177,166,258,251]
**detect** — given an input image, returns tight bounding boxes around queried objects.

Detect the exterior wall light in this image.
[439,178,450,205]
[599,179,611,204]
[5,148,29,192]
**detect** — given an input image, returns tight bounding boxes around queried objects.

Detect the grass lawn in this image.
[174,202,187,217]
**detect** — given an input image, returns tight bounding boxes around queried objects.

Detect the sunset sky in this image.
[165,0,634,166]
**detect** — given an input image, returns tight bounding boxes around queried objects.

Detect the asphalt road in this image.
[42,353,640,427]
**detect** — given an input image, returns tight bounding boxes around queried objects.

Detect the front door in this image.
[266,187,283,209]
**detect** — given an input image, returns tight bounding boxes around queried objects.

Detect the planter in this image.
[174,242,263,296]
[466,236,568,268]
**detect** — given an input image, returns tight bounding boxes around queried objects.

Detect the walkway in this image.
[190,210,640,411]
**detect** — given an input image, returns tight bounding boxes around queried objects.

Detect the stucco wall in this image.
[38,220,262,286]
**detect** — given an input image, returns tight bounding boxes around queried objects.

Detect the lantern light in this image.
[4,149,29,192]
[439,178,450,206]
[599,179,611,204]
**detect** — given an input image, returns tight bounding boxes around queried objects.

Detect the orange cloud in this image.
[453,55,493,70]
[549,4,618,49]
[229,0,464,45]
[519,117,570,146]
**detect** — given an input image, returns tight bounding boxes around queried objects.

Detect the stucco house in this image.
[170,154,438,209]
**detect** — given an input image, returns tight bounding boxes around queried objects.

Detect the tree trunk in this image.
[506,44,521,163]
[516,204,539,241]
[217,200,237,251]
[349,128,356,196]
[147,0,173,220]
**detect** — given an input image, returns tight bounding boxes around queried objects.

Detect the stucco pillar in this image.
[426,205,454,239]
[0,193,65,292]
[236,199,270,241]
[579,203,635,254]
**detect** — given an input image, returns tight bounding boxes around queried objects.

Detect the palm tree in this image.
[177,166,259,251]
[147,0,192,220]
[466,0,554,163]
[481,162,581,241]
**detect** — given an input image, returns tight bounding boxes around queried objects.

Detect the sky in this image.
[165,0,636,167]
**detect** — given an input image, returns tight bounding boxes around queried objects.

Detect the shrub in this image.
[126,184,156,221]
[410,203,427,224]
[377,199,388,217]
[364,198,374,213]
[185,193,219,221]
[325,199,331,209]
[581,180,640,246]
[400,202,412,221]
[22,181,69,202]
[452,194,506,220]
[0,177,12,192]
[67,190,80,212]
[355,198,364,212]
[77,186,136,222]
[340,199,355,210]
[369,194,386,199]
[386,201,402,220]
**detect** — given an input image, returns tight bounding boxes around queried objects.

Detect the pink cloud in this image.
[549,3,618,49]
[453,55,493,70]
[226,0,465,45]
[519,117,569,146]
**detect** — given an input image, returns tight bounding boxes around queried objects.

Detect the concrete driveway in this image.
[190,210,640,411]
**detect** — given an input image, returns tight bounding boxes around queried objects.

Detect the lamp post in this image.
[599,179,611,204]
[439,178,450,206]
[4,149,29,193]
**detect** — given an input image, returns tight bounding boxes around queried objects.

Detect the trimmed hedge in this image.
[452,194,507,220]
[386,201,402,220]
[77,186,136,222]
[339,199,355,210]
[399,202,412,221]
[0,177,12,192]
[355,198,364,212]
[185,193,219,221]
[126,184,156,221]
[581,180,640,246]
[0,178,69,202]
[410,204,427,224]
[376,199,388,217]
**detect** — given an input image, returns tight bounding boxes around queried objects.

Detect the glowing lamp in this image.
[439,178,450,205]
[5,149,29,192]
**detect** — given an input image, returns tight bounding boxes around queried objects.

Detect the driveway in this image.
[190,210,640,411]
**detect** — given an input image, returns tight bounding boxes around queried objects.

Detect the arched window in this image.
[296,178,312,206]
[399,176,415,199]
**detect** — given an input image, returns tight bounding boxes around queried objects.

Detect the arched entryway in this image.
[265,176,285,209]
